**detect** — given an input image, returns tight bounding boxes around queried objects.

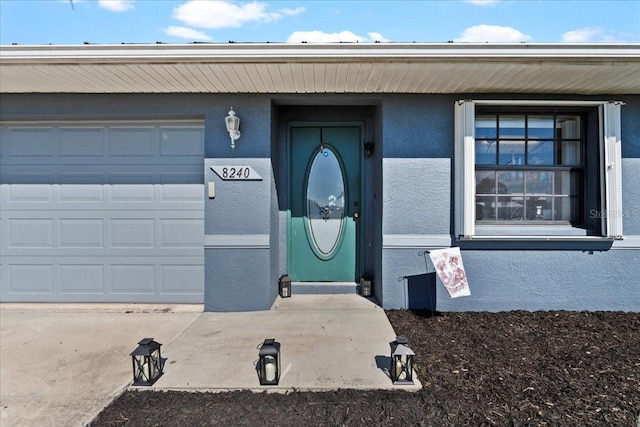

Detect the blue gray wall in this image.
[380,94,640,312]
[1,93,638,311]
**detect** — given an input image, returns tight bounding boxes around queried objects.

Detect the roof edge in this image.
[2,42,639,64]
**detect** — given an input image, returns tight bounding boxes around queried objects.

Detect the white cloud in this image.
[164,26,212,41]
[561,27,603,43]
[368,32,390,42]
[173,1,304,30]
[463,0,500,6]
[286,30,388,43]
[280,7,306,16]
[98,0,134,12]
[454,25,532,42]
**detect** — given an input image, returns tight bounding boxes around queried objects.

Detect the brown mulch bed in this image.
[91,311,640,426]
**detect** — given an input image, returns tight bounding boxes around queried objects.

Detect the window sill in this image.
[459,235,616,242]
[474,224,595,237]
[457,232,618,250]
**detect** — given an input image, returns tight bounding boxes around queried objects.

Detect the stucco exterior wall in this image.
[380,94,640,312]
[1,93,638,311]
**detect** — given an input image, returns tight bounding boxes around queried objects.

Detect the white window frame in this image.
[454,100,624,241]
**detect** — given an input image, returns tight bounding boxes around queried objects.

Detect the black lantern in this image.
[359,274,372,297]
[279,274,291,298]
[130,337,163,386]
[258,338,281,385]
[390,336,415,385]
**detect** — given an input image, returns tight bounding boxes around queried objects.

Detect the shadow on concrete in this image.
[374,355,392,379]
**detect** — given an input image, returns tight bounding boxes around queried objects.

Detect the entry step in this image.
[273,294,381,310]
[291,281,359,295]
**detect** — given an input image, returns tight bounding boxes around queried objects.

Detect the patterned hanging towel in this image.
[429,247,471,298]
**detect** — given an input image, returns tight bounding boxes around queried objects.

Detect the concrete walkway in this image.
[0,296,420,427]
[156,295,420,391]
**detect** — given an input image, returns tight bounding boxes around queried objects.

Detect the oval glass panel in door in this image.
[306,147,346,257]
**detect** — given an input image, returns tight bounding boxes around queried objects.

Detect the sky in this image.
[0,0,639,46]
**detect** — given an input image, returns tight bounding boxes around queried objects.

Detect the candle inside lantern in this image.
[264,356,276,382]
[395,359,407,380]
[140,362,149,381]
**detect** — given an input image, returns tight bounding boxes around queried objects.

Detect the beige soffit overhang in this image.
[1,43,639,94]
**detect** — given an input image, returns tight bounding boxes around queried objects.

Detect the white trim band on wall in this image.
[383,234,454,249]
[204,234,270,249]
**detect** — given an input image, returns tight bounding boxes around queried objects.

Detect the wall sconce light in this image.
[364,141,374,157]
[279,274,292,298]
[225,107,241,149]
[390,336,415,385]
[258,338,281,385]
[130,337,164,386]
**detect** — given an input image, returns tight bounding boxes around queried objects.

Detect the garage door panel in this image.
[110,264,156,294]
[4,128,54,157]
[59,219,104,248]
[6,184,53,201]
[160,219,203,247]
[1,157,203,167]
[109,127,156,156]
[2,254,204,302]
[2,172,54,184]
[2,248,204,258]
[59,184,104,201]
[161,184,202,201]
[111,219,156,248]
[59,173,108,185]
[58,128,104,156]
[159,128,204,156]
[7,264,54,294]
[2,184,203,210]
[160,265,204,294]
[8,219,54,248]
[59,265,105,294]
[109,184,155,201]
[159,172,203,184]
[0,122,204,303]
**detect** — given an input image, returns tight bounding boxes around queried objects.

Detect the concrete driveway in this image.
[0,304,200,427]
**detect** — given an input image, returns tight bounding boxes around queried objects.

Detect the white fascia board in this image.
[2,43,639,64]
[474,100,623,107]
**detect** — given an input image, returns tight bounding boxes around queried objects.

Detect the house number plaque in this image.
[211,166,262,181]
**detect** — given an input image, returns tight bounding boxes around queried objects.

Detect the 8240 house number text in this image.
[210,165,262,181]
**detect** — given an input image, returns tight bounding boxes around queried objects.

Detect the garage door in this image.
[0,122,204,303]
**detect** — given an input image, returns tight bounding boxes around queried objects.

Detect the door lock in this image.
[353,212,360,219]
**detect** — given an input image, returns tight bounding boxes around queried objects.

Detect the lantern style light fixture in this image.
[389,336,415,385]
[258,338,281,385]
[279,274,292,298]
[364,141,374,157]
[225,107,241,149]
[130,337,163,386]
[360,274,372,297]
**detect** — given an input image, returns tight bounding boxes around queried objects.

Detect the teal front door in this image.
[289,125,362,281]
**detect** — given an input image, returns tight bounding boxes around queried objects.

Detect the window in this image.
[454,100,623,240]
[475,113,583,223]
